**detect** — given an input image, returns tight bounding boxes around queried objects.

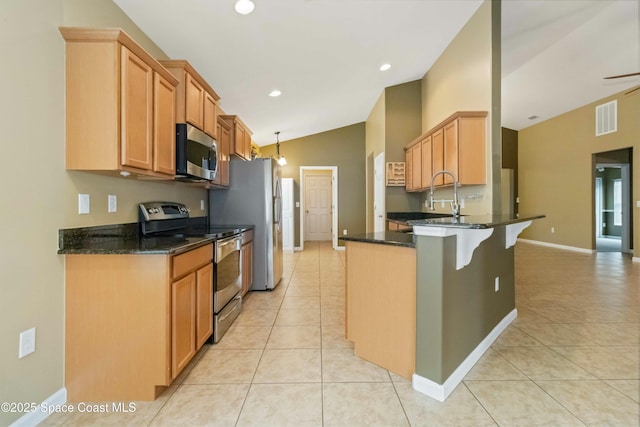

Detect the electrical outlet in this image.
[108,195,117,213]
[19,328,36,358]
[200,199,205,210]
[516,197,520,203]
[460,198,465,209]
[551,227,555,233]
[494,277,500,292]
[78,194,90,214]
[343,229,347,235]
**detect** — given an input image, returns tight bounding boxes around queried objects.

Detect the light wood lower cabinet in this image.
[345,241,416,379]
[241,230,254,296]
[65,243,214,402]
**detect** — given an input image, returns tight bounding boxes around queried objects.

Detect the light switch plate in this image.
[78,194,90,214]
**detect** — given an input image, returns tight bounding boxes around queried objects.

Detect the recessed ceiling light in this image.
[269,90,282,97]
[379,63,391,71]
[234,0,255,15]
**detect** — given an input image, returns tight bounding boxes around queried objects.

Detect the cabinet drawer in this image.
[172,244,213,280]
[241,229,254,244]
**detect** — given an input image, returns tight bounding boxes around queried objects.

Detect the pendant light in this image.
[275,131,287,166]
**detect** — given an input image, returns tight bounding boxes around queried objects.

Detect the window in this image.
[613,179,622,226]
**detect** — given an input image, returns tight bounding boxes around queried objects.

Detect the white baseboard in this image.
[335,245,345,251]
[517,238,595,254]
[10,388,66,427]
[412,309,517,401]
[294,246,303,252]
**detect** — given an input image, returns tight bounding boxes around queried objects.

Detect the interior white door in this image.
[374,152,385,232]
[281,177,294,252]
[305,174,332,241]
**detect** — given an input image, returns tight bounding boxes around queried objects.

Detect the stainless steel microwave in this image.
[175,123,218,181]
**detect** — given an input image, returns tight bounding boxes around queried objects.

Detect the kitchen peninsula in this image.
[340,213,543,401]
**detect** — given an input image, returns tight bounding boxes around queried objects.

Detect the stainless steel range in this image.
[139,201,243,343]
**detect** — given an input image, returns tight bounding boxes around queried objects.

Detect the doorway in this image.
[593,148,633,253]
[299,166,338,250]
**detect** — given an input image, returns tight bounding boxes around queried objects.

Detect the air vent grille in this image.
[595,100,617,136]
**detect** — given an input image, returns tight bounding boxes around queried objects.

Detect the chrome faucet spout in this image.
[428,170,460,218]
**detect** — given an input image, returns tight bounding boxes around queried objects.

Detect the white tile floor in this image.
[41,241,640,426]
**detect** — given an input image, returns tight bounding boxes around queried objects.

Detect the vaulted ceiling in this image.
[114,0,639,145]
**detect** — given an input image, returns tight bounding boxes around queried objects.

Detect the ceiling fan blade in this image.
[625,86,640,95]
[604,72,640,79]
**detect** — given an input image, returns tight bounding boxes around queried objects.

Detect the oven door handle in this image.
[217,236,241,260]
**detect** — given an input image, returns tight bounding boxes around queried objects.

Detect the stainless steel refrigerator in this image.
[209,157,283,290]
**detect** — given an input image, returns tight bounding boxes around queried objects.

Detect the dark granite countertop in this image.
[338,231,415,248]
[338,214,544,248]
[57,222,253,255]
[408,213,545,229]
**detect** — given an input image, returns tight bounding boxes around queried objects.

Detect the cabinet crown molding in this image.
[59,27,179,87]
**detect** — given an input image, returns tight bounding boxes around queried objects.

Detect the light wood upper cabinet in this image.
[220,115,253,161]
[185,73,205,129]
[405,147,415,191]
[159,60,221,139]
[420,135,433,189]
[443,120,458,185]
[203,92,218,138]
[404,111,486,191]
[456,116,486,185]
[60,27,179,179]
[214,116,232,187]
[411,143,422,192]
[121,46,153,170]
[153,73,177,175]
[431,128,444,187]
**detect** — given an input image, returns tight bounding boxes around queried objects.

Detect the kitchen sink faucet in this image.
[428,170,461,218]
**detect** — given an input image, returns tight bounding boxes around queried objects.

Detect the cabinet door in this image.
[203,92,217,138]
[195,263,213,349]
[443,120,458,185]
[171,274,196,379]
[244,131,252,160]
[411,143,421,191]
[405,148,414,191]
[431,128,444,186]
[120,46,153,171]
[185,73,204,130]
[153,72,176,175]
[234,124,246,159]
[221,124,231,185]
[420,135,433,189]
[458,117,486,185]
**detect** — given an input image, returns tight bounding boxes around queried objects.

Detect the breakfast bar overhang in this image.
[340,214,544,402]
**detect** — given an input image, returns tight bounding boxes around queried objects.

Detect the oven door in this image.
[214,235,242,313]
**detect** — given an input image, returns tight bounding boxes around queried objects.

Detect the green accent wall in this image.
[259,123,366,247]
[384,81,424,214]
[415,226,515,383]
[518,88,639,252]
